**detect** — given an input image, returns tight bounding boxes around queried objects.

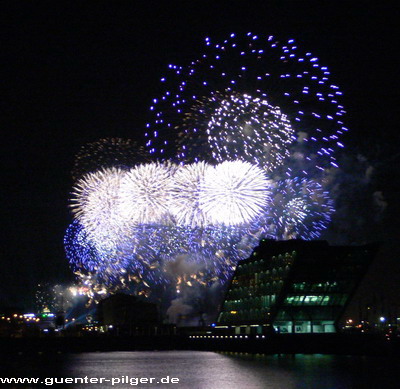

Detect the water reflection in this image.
[0,351,399,388]
[62,351,296,389]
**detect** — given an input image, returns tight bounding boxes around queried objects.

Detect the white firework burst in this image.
[70,167,128,252]
[199,160,270,225]
[119,162,175,225]
[206,92,294,171]
[168,161,211,227]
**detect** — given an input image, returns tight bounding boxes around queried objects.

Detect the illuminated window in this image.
[303,295,323,304]
[321,296,330,305]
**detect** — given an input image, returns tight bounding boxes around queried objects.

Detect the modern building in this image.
[217,239,377,335]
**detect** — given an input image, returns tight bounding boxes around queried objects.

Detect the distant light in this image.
[380,317,386,322]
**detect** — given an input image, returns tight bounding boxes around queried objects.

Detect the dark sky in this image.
[1,2,399,309]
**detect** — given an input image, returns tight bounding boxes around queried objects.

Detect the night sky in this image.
[1,2,399,309]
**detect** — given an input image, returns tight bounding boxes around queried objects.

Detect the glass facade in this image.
[217,239,377,334]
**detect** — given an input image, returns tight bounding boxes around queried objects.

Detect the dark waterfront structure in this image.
[217,240,377,335]
[98,293,160,335]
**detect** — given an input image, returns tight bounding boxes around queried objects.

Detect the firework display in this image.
[177,91,295,171]
[67,160,272,299]
[129,224,260,282]
[71,160,271,230]
[146,33,346,174]
[65,33,345,311]
[268,178,334,240]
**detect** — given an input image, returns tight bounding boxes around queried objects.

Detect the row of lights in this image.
[82,326,99,331]
[346,317,395,327]
[81,325,110,331]
[1,314,76,324]
[1,315,40,322]
[189,335,267,339]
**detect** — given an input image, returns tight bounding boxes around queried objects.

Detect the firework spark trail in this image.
[72,138,150,181]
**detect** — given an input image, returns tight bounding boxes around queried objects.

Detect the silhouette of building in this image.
[98,293,160,335]
[217,239,377,334]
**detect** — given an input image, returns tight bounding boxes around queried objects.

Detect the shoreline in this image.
[1,333,398,357]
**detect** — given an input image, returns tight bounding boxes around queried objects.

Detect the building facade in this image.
[217,239,377,335]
